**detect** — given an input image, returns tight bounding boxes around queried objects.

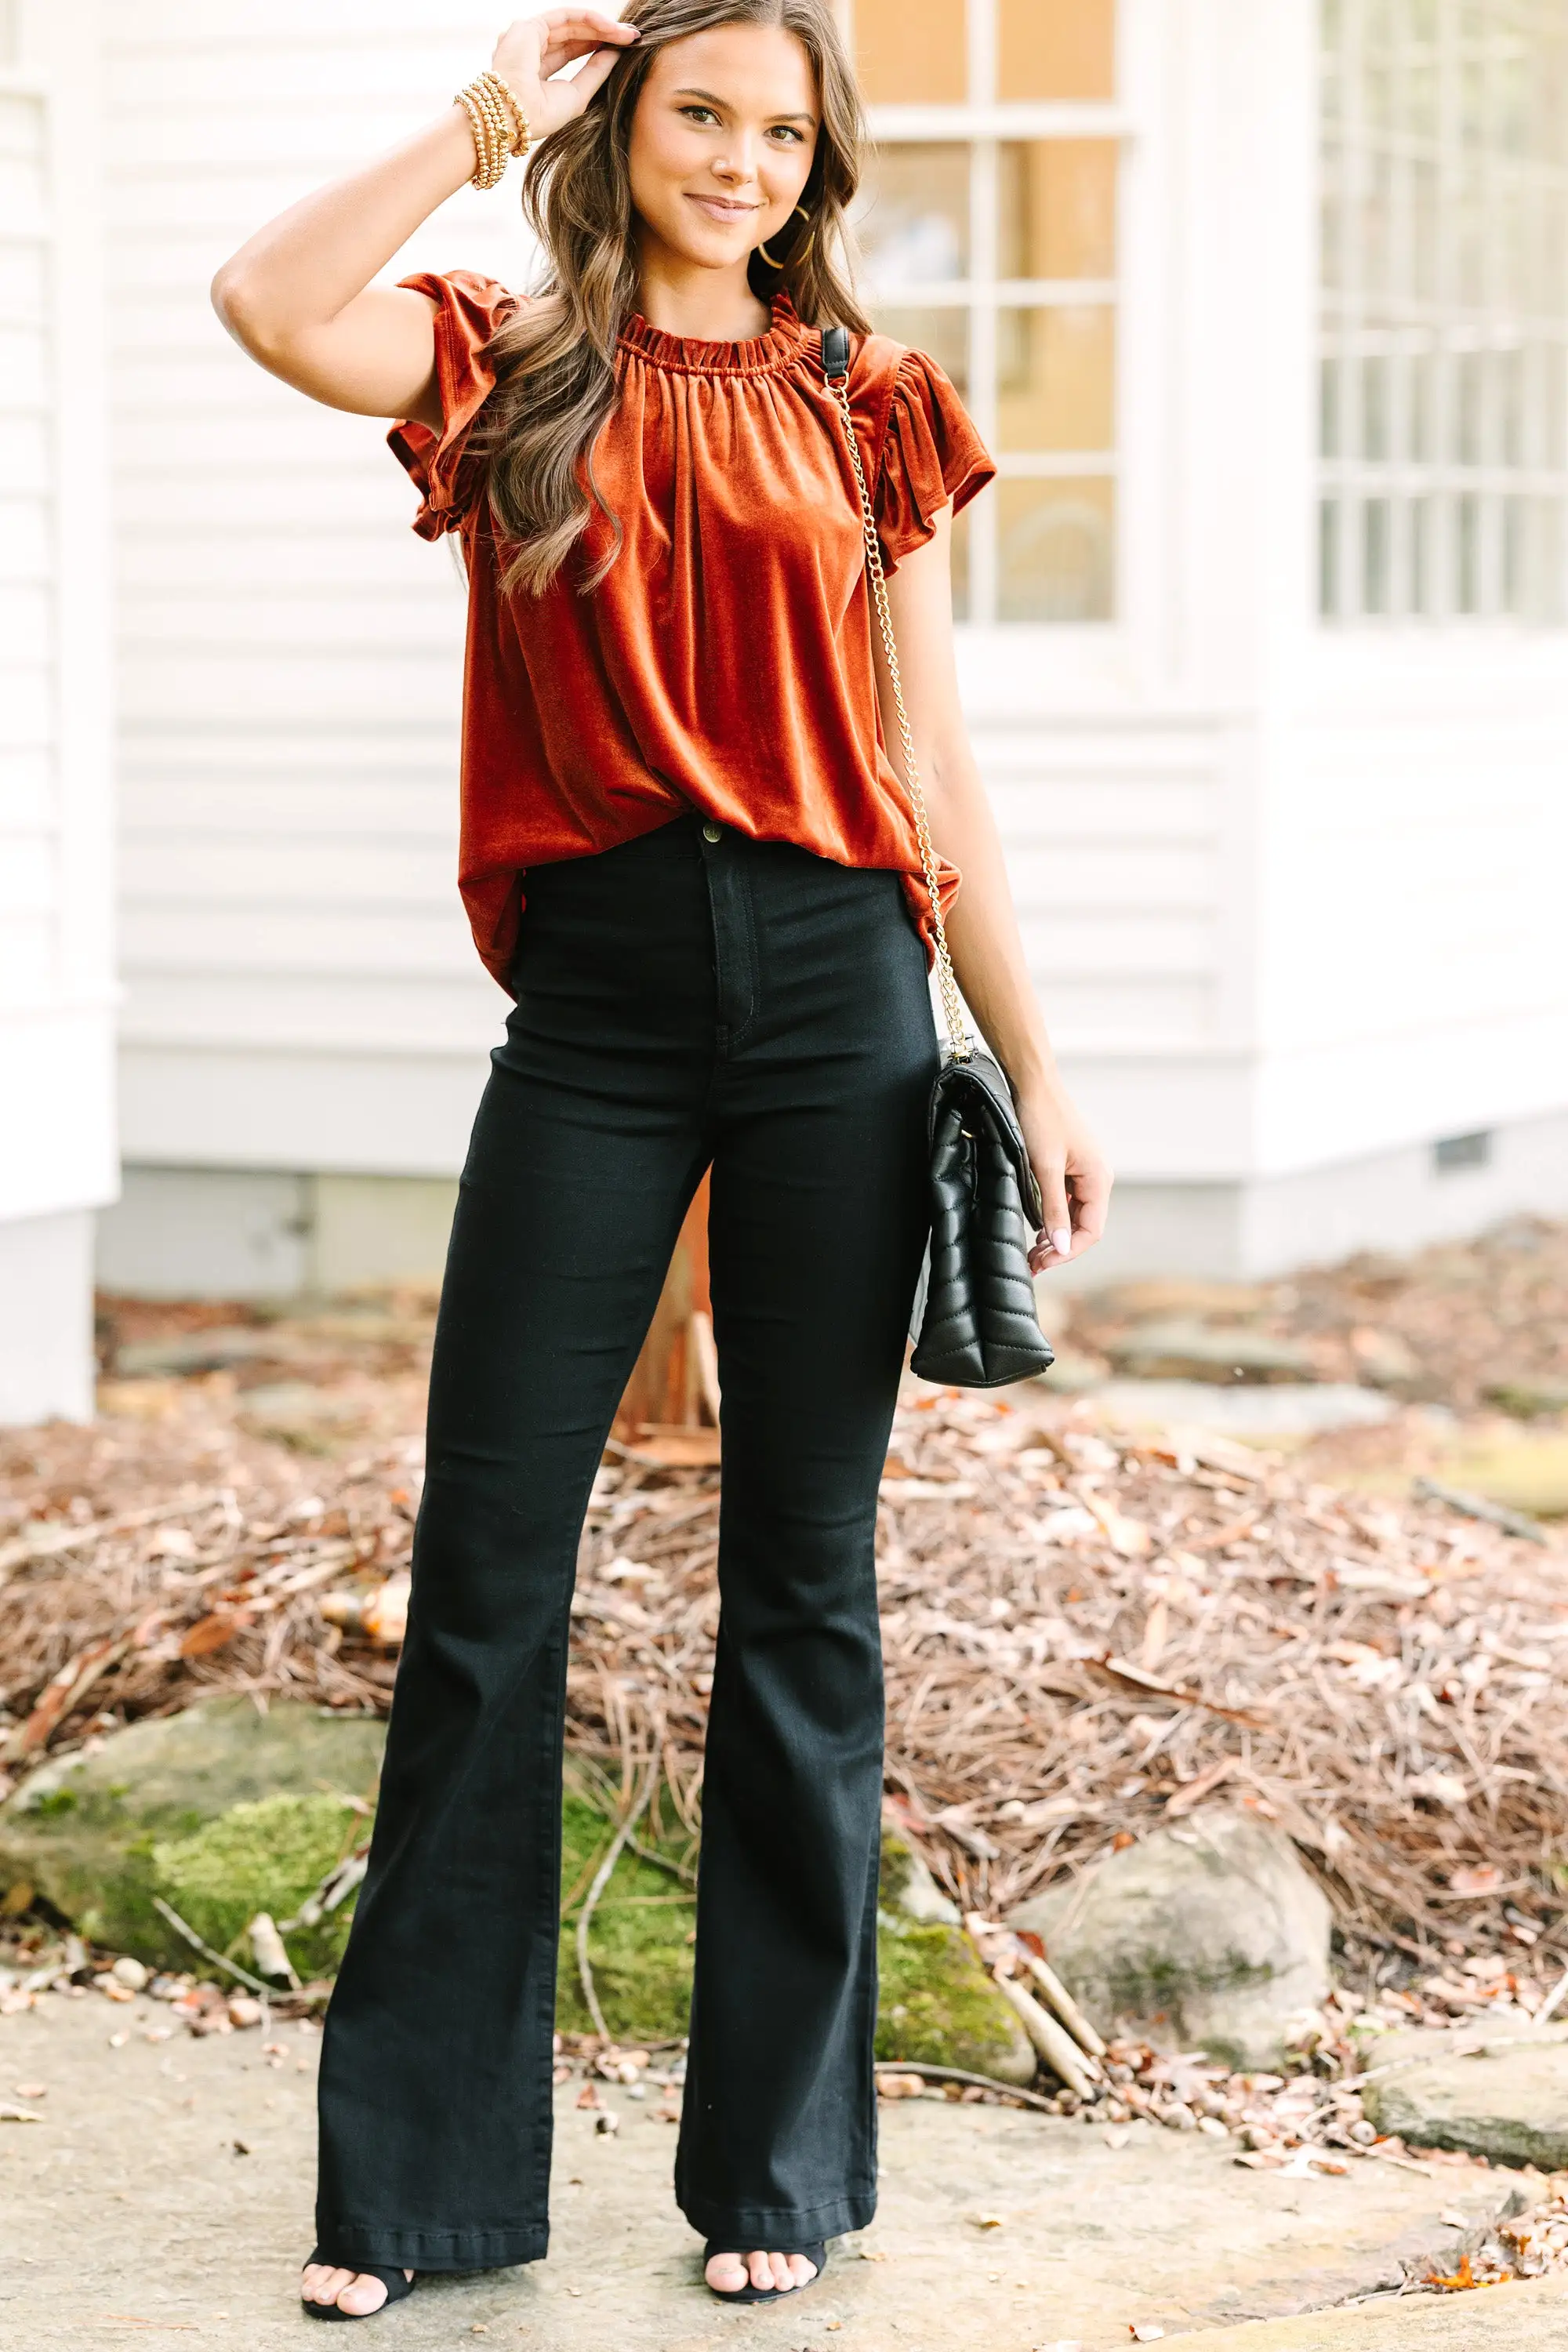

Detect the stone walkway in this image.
[0,1995,1563,2350]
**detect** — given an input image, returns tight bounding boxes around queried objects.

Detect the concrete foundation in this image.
[96,1169,459,1300]
[95,1104,1568,1301]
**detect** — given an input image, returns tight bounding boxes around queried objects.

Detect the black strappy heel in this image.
[704,2241,827,2305]
[301,2252,416,2321]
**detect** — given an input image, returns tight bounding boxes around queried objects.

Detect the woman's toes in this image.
[786,2252,819,2287]
[706,2251,749,2294]
[301,2265,353,2305]
[335,2273,391,2317]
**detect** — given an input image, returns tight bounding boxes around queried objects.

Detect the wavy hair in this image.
[471,0,872,597]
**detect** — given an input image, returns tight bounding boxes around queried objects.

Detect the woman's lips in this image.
[685,194,761,223]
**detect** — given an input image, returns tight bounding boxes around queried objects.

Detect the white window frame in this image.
[852,2,1132,629]
[1319,0,1568,626]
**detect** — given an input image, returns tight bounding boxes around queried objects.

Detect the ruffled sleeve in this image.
[387,270,520,539]
[873,347,996,575]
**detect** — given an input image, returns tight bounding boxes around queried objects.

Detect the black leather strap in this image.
[822,323,850,382]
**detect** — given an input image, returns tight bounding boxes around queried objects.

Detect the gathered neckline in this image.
[616,286,812,377]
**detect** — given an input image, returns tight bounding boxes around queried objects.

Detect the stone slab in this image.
[1361,2025,1568,2169]
[1173,2274,1568,2348]
[0,1989,1528,2351]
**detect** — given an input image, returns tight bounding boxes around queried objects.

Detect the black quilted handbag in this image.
[822,326,1055,1388]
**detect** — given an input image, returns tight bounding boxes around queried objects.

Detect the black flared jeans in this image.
[314,816,937,2270]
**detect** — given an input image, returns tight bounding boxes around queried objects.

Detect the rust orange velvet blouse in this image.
[390,274,996,989]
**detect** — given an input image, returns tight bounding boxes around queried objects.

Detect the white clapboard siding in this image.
[105,5,538,1174]
[1250,641,1568,1175]
[0,16,116,1233]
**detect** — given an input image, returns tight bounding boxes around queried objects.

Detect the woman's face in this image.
[626,23,820,278]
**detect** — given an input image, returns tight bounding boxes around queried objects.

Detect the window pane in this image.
[870,305,969,393]
[997,307,1115,452]
[998,0,1115,102]
[997,478,1115,620]
[1319,498,1341,617]
[855,0,966,105]
[854,144,969,291]
[1320,0,1568,626]
[999,141,1116,279]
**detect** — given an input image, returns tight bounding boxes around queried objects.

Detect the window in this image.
[850,0,1122,623]
[1320,0,1568,623]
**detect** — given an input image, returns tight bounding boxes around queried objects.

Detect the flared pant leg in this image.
[314,832,715,2273]
[673,833,936,2242]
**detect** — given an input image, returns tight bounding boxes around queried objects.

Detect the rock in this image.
[877,1834,1035,2084]
[153,1792,368,1978]
[1348,1327,1422,1388]
[0,1697,386,1969]
[1094,1381,1393,1438]
[554,1788,698,2045]
[1006,1807,1331,2070]
[876,1914,1036,2085]
[112,1327,276,1377]
[1106,1322,1316,1386]
[1483,1375,1568,1420]
[555,1811,1033,2083]
[1036,1348,1109,1396]
[1360,2024,1568,2168]
[1428,1434,1568,1519]
[880,1830,960,1925]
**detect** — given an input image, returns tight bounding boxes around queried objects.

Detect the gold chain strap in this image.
[826,370,971,1063]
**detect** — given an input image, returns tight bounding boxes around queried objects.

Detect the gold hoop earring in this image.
[757,204,815,267]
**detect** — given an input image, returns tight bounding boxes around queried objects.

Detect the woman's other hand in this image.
[492,12,641,142]
[1015,1084,1112,1274]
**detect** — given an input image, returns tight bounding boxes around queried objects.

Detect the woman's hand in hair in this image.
[211,12,637,421]
[492,12,642,142]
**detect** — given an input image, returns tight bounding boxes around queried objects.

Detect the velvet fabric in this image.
[389,278,996,989]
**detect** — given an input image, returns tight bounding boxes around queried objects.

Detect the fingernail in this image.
[1051,1229,1073,1258]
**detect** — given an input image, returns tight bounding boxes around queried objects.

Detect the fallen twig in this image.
[1412,1477,1548,1546]
[151,1896,274,1996]
[873,2060,1057,2113]
[575,1761,658,2042]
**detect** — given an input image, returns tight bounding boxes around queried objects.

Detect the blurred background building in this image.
[4,0,1567,1419]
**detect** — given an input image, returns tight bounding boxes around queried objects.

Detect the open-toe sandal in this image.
[704,2241,827,2305]
[301,2252,417,2321]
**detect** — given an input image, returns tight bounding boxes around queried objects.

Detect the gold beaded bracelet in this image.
[454,68,532,190]
[478,68,531,155]
[455,85,506,190]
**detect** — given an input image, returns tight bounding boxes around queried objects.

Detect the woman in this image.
[213,0,1110,2321]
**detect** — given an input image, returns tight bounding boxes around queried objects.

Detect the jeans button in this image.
[702,822,722,843]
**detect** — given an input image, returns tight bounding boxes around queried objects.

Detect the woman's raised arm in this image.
[209,11,639,427]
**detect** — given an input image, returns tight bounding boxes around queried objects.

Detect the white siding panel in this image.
[124,971,500,1054]
[0,4,116,1246]
[122,837,462,907]
[0,497,53,578]
[119,905,481,978]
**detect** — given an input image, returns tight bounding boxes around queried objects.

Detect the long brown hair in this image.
[472,0,873,597]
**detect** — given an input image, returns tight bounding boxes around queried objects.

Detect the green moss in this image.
[875,1911,1034,2082]
[31,1788,78,1817]
[152,1794,363,1980]
[553,1788,697,2043]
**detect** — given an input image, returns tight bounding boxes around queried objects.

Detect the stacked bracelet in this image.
[455,69,532,191]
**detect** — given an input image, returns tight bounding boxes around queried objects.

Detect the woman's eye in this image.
[681,105,719,125]
[768,125,804,143]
